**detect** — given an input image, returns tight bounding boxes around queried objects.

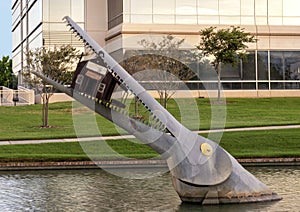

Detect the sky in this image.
[0,1,12,58]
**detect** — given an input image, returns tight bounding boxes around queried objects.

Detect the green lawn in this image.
[218,128,300,158]
[0,128,298,162]
[0,97,299,162]
[1,98,300,141]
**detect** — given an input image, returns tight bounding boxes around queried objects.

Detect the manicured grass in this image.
[218,128,300,158]
[194,97,300,129]
[0,97,299,162]
[0,139,158,162]
[0,98,300,141]
[0,128,299,162]
[0,102,118,140]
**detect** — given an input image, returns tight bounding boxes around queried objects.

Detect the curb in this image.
[0,158,299,171]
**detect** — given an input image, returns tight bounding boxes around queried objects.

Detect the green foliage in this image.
[23,45,82,127]
[136,35,198,80]
[197,26,256,100]
[24,45,82,86]
[0,56,16,88]
[121,35,200,108]
[198,26,256,68]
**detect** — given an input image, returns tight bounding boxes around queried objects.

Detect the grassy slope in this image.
[0,128,299,162]
[0,98,299,161]
[0,98,300,141]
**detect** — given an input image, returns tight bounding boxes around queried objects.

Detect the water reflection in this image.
[0,166,298,211]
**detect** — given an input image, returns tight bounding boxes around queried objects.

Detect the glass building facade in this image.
[107,0,300,92]
[12,0,86,84]
[12,0,300,93]
[118,0,300,26]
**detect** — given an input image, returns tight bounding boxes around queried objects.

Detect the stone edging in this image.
[0,158,299,171]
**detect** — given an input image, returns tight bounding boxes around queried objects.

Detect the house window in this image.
[98,83,106,93]
[76,74,84,85]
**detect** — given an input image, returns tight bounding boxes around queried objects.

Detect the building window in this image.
[257,51,269,80]
[271,51,300,81]
[98,83,106,93]
[108,0,124,29]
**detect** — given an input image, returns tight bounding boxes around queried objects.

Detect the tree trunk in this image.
[217,62,222,101]
[44,98,49,127]
[42,94,46,127]
[163,89,167,109]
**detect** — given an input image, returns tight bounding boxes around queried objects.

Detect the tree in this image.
[121,35,199,109]
[197,26,256,101]
[23,45,82,127]
[0,56,16,89]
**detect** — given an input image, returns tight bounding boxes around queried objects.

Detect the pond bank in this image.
[0,158,299,171]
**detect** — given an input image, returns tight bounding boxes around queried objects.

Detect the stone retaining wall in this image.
[0,158,298,171]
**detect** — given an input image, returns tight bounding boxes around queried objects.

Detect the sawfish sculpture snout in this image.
[32,16,281,205]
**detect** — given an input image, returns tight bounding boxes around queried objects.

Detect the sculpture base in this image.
[172,176,282,205]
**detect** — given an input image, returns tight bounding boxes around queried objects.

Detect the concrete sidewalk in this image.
[1,124,300,145]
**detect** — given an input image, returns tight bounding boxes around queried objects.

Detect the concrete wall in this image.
[35,93,74,104]
[148,90,300,99]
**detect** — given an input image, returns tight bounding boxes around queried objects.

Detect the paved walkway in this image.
[1,125,300,145]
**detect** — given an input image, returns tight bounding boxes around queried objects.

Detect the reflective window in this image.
[28,31,43,50]
[124,0,300,26]
[222,82,256,90]
[198,16,219,24]
[268,17,282,25]
[153,15,175,24]
[241,0,254,16]
[12,0,19,8]
[28,0,35,8]
[268,0,282,24]
[131,15,153,23]
[12,24,21,51]
[242,52,256,80]
[283,17,300,25]
[272,51,300,80]
[12,48,22,71]
[220,16,240,25]
[219,0,240,16]
[71,0,85,22]
[197,0,218,15]
[257,51,269,80]
[153,0,175,14]
[176,0,197,15]
[108,0,123,29]
[49,0,71,22]
[255,0,267,16]
[255,16,268,25]
[270,51,284,80]
[268,0,282,16]
[131,0,152,14]
[258,82,269,90]
[271,82,300,89]
[176,15,197,24]
[221,63,241,80]
[12,2,21,27]
[28,0,42,34]
[220,52,256,81]
[22,16,27,38]
[241,16,255,25]
[43,0,49,21]
[283,0,300,16]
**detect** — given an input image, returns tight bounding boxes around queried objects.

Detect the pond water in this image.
[0,166,298,211]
